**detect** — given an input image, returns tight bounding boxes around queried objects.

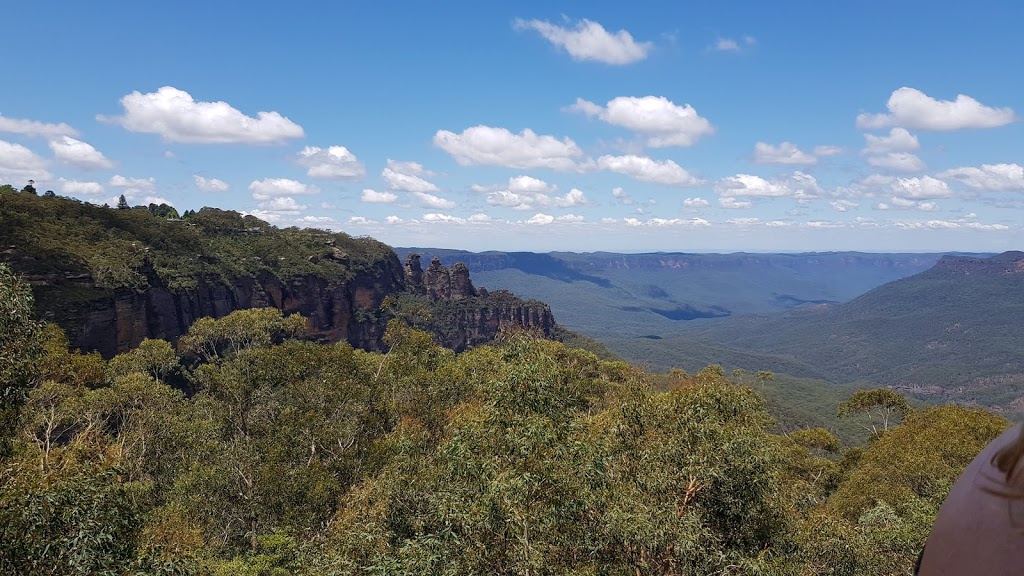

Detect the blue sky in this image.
[2,0,1022,252]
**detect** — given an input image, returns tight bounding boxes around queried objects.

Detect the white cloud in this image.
[597,154,700,186]
[0,139,51,182]
[710,38,740,52]
[856,87,1015,131]
[719,197,753,209]
[683,197,710,208]
[487,191,534,210]
[103,86,304,144]
[468,213,492,223]
[513,18,652,65]
[361,189,398,203]
[862,127,919,154]
[348,216,373,225]
[194,175,230,192]
[48,136,113,170]
[58,178,103,195]
[248,178,318,200]
[142,195,174,207]
[382,162,439,193]
[526,213,555,225]
[716,170,819,196]
[557,214,585,223]
[0,114,78,138]
[891,219,1009,230]
[866,152,926,172]
[569,96,715,147]
[109,174,156,191]
[259,196,306,213]
[485,186,590,211]
[163,150,175,158]
[611,186,634,205]
[890,176,952,199]
[422,213,466,224]
[766,220,792,227]
[413,191,456,209]
[753,141,817,165]
[813,145,845,156]
[557,188,590,207]
[508,175,555,193]
[297,146,365,179]
[434,125,582,170]
[831,200,859,212]
[727,217,762,226]
[938,163,1024,191]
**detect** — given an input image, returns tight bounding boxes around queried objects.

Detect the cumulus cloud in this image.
[890,176,952,199]
[862,127,919,154]
[259,196,306,213]
[719,197,753,209]
[194,175,230,192]
[866,152,926,172]
[753,141,817,165]
[611,186,634,205]
[715,172,821,200]
[382,161,440,193]
[557,214,585,223]
[831,200,859,212]
[856,87,1015,131]
[58,178,103,195]
[48,136,113,170]
[297,146,365,179]
[0,114,78,138]
[361,189,398,203]
[509,175,555,194]
[110,174,156,191]
[526,213,555,225]
[683,197,710,208]
[0,139,51,182]
[938,163,1024,191]
[413,191,456,210]
[568,96,715,147]
[486,186,590,211]
[434,125,582,170]
[597,154,700,186]
[102,86,304,144]
[513,18,652,65]
[248,178,318,200]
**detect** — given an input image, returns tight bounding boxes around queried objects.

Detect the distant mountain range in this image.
[395,248,973,338]
[673,252,1024,412]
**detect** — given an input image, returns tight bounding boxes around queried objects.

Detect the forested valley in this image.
[0,187,1012,575]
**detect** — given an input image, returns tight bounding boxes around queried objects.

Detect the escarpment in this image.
[0,190,560,357]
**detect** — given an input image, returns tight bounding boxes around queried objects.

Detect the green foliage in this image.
[178,308,306,362]
[0,263,42,453]
[838,388,912,438]
[0,296,1010,575]
[830,404,1006,519]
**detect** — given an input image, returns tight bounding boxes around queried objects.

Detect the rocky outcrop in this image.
[407,256,477,301]
[428,289,556,352]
